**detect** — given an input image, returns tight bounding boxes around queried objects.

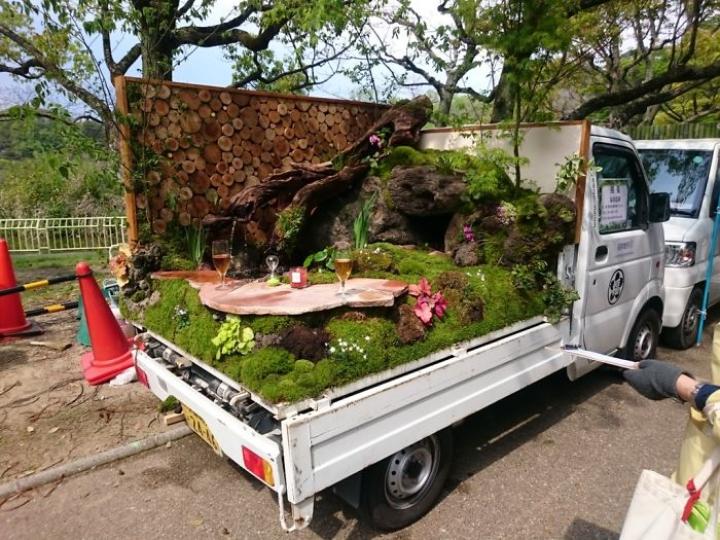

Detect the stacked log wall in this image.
[122,77,388,236]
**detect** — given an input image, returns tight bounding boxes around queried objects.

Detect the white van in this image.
[636,139,720,349]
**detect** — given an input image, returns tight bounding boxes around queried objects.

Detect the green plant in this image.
[211,317,256,360]
[185,225,206,268]
[555,154,600,194]
[303,246,337,271]
[276,206,305,251]
[353,193,377,250]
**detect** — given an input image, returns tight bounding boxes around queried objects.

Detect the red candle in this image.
[290,266,308,288]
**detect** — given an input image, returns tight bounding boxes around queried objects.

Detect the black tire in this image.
[623,308,661,361]
[361,429,454,531]
[663,288,702,350]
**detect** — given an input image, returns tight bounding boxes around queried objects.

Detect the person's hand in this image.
[623,359,686,400]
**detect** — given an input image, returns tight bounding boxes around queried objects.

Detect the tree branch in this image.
[0,58,44,79]
[564,61,720,120]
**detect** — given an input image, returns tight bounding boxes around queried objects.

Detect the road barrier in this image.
[0,217,127,253]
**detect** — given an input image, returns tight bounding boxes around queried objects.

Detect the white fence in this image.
[0,217,127,253]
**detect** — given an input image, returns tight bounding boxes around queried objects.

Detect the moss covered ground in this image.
[126,243,545,404]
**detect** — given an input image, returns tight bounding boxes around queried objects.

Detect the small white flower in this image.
[330,346,336,353]
[365,336,370,341]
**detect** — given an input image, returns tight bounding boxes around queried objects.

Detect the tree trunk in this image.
[135,0,179,80]
[491,66,514,122]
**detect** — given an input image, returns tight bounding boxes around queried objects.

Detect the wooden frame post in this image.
[113,75,139,248]
[574,119,592,244]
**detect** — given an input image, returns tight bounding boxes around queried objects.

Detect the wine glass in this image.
[212,240,231,289]
[265,254,280,285]
[334,251,353,298]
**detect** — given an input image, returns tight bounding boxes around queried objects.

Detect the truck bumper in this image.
[662,284,694,328]
[135,348,285,493]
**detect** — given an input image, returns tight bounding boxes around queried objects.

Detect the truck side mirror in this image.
[649,192,671,223]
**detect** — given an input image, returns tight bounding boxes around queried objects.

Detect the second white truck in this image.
[637,139,720,348]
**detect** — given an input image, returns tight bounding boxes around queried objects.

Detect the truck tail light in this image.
[136,364,149,387]
[242,446,275,486]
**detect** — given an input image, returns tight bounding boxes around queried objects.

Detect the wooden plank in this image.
[113,75,139,247]
[574,119,591,244]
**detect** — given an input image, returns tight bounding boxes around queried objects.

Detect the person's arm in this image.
[624,360,720,410]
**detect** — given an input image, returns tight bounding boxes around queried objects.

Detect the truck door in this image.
[579,141,663,355]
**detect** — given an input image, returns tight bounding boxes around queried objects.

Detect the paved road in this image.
[2,323,716,539]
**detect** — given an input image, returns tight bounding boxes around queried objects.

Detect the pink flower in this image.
[432,292,448,318]
[414,299,434,325]
[369,134,383,148]
[409,278,448,326]
[463,224,475,243]
[408,277,432,297]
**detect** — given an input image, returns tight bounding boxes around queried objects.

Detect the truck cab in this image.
[636,139,720,349]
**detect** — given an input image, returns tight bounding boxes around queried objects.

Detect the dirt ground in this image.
[0,263,164,486]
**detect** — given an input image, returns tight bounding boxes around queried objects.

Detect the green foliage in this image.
[373,146,435,179]
[239,348,295,391]
[159,395,179,413]
[0,108,120,218]
[353,193,376,250]
[276,206,305,251]
[303,246,337,271]
[212,317,255,360]
[185,225,206,269]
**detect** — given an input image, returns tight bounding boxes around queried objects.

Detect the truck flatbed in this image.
[143,315,548,420]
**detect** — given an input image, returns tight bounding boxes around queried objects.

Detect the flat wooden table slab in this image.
[198,278,408,316]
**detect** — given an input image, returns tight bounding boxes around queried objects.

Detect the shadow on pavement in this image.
[564,517,618,540]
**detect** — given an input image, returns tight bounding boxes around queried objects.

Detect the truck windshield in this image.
[639,149,713,217]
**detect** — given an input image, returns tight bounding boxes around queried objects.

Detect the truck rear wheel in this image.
[663,288,701,350]
[623,308,660,361]
[361,429,453,531]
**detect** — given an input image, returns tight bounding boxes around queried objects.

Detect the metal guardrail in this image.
[0,217,127,253]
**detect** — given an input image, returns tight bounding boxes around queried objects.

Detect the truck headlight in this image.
[665,242,696,267]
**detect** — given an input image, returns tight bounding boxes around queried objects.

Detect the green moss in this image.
[374,146,435,179]
[140,244,547,404]
[240,347,295,389]
[159,395,179,413]
[143,279,220,363]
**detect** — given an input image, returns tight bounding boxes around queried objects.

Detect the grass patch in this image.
[11,250,107,271]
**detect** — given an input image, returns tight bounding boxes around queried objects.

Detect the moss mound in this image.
[131,243,546,404]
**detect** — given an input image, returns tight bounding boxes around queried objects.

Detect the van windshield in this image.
[639,149,713,217]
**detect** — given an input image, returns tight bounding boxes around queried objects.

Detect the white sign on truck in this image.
[133,121,669,532]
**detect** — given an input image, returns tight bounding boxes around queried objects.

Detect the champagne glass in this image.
[212,240,231,289]
[265,254,280,285]
[266,254,279,279]
[334,252,353,298]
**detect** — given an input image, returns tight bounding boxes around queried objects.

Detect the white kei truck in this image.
[132,121,670,532]
[636,139,720,349]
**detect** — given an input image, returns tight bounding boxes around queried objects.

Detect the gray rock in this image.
[388,166,466,216]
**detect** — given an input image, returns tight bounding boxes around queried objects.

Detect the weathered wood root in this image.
[208,96,432,244]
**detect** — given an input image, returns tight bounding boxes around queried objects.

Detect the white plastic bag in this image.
[108,366,137,386]
[620,448,720,540]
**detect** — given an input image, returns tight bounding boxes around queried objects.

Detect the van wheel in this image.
[624,309,660,361]
[664,288,701,350]
[361,429,453,531]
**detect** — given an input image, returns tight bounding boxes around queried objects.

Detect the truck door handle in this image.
[595,246,608,261]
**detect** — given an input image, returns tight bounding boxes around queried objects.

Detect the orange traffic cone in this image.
[76,262,133,384]
[0,238,32,336]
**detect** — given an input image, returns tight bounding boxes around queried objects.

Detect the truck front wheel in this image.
[361,429,453,531]
[663,288,701,350]
[624,308,661,361]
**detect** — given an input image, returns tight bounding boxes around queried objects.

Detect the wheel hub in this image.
[384,437,439,509]
[683,304,699,337]
[633,324,654,359]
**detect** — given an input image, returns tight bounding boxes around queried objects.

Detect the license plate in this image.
[182,403,222,455]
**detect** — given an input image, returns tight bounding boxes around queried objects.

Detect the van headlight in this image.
[665,242,696,267]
